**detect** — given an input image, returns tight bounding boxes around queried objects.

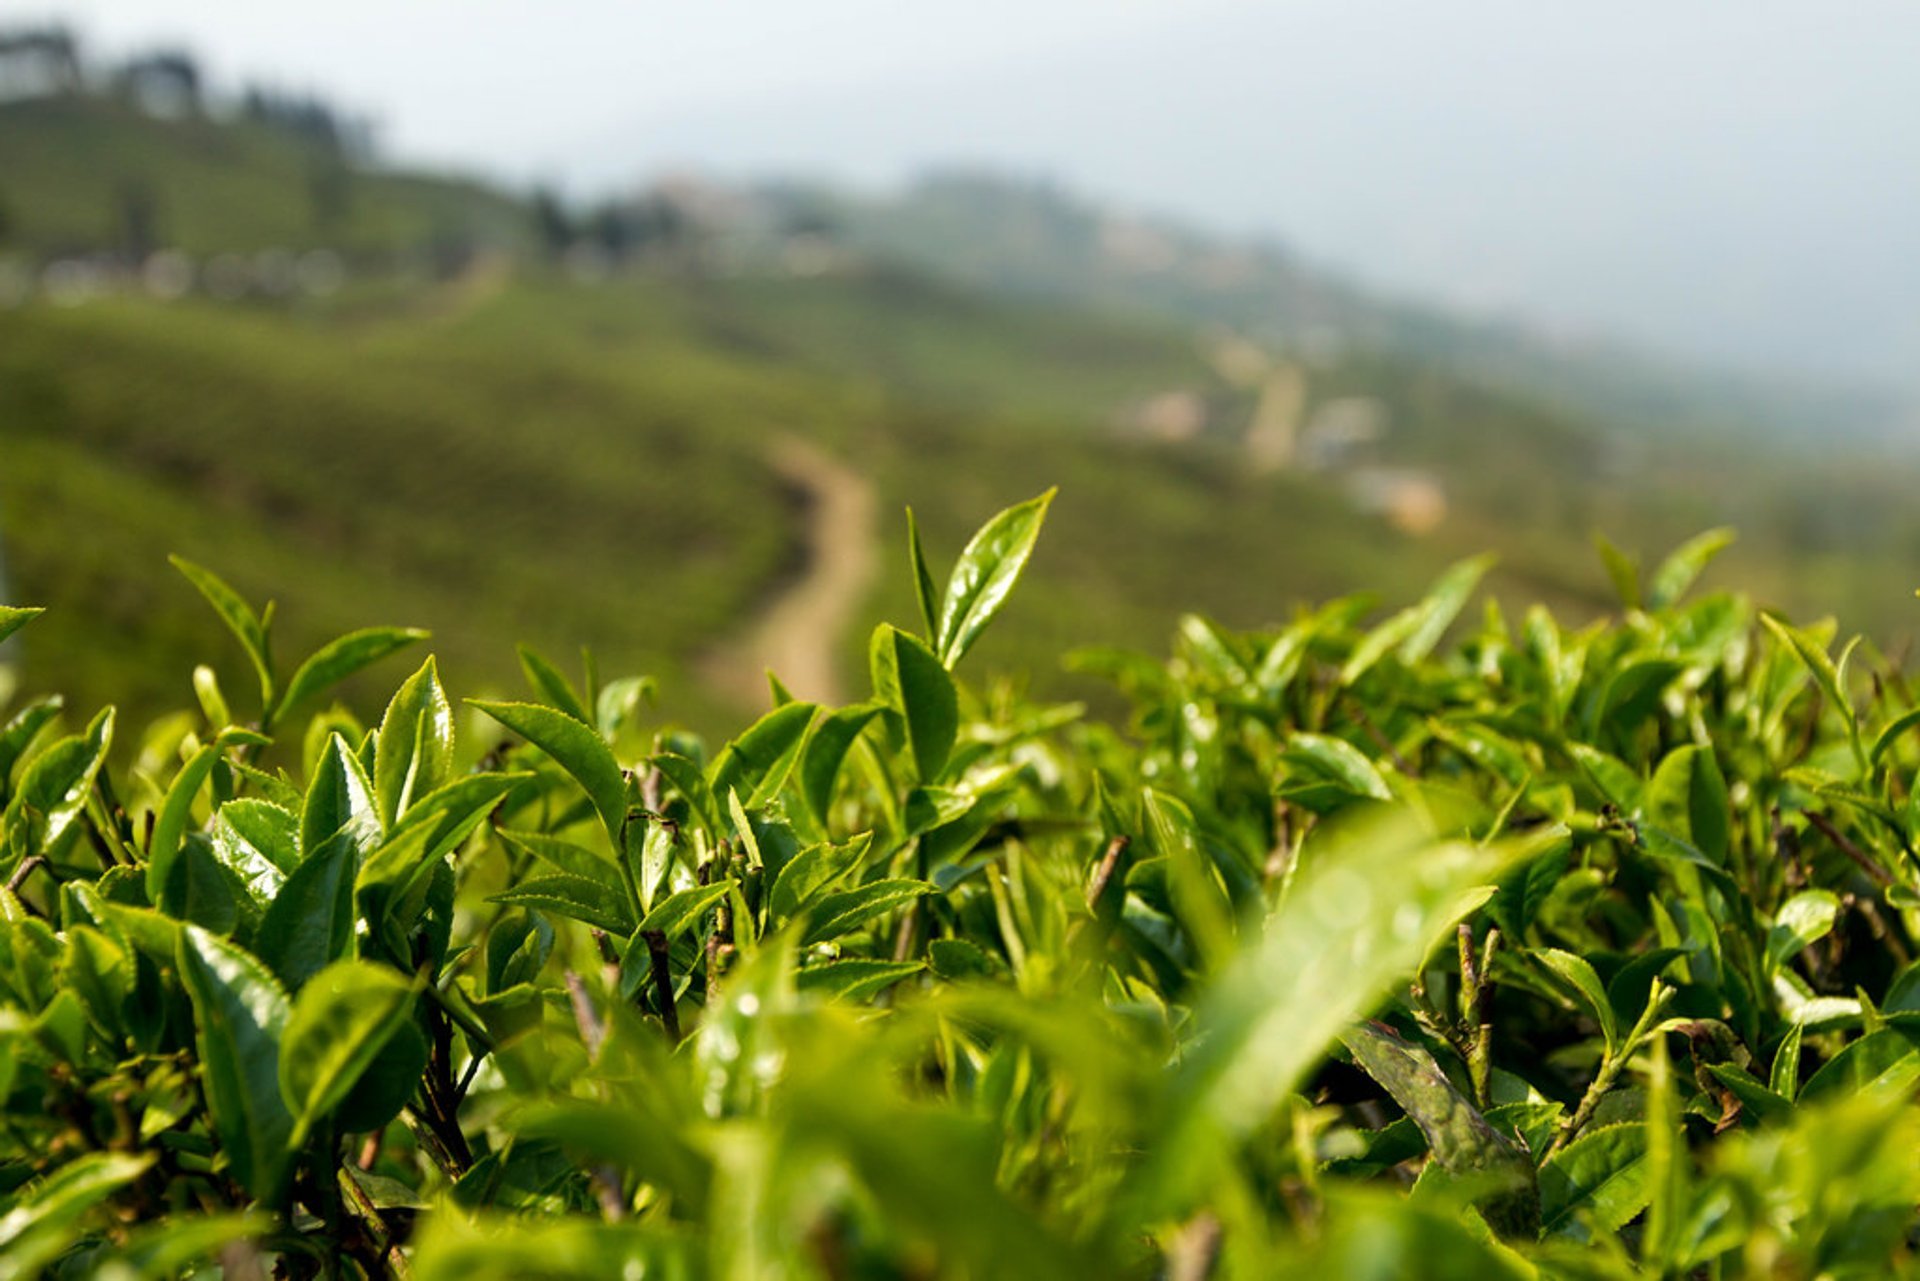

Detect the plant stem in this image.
[1547,982,1674,1158]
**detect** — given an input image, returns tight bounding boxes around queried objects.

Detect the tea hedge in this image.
[3,500,1920,1278]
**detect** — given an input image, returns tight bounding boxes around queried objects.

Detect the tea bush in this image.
[4,497,1920,1278]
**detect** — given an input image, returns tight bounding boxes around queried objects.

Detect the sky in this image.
[30,1,1920,393]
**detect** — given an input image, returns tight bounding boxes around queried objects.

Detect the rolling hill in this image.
[4,83,1918,739]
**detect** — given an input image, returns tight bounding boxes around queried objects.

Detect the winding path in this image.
[698,436,877,710]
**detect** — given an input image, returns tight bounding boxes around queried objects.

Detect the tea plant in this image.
[3,501,1920,1279]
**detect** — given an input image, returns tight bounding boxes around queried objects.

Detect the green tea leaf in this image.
[1130,812,1526,1214]
[1399,554,1496,665]
[4,705,112,856]
[275,626,428,728]
[492,874,635,935]
[302,731,384,864]
[1768,889,1841,972]
[374,656,454,826]
[1646,744,1731,864]
[499,829,627,900]
[0,695,63,800]
[0,1152,154,1279]
[177,924,294,1202]
[796,958,925,1001]
[208,799,298,906]
[170,555,274,712]
[870,624,958,783]
[517,643,593,724]
[471,700,628,847]
[1648,528,1734,610]
[800,702,883,826]
[0,606,43,654]
[769,833,872,920]
[279,960,417,1144]
[906,506,941,642]
[1799,1028,1920,1103]
[1340,1021,1535,1235]
[152,728,264,910]
[257,830,360,992]
[1282,732,1393,802]
[710,699,817,808]
[934,488,1054,668]
[1537,948,1621,1053]
[636,881,735,940]
[801,878,932,945]
[1538,1124,1650,1238]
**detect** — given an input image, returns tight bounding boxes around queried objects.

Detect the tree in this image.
[530,187,575,261]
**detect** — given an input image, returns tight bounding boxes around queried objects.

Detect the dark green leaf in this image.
[275,626,428,728]
[870,624,958,783]
[1339,1021,1535,1236]
[257,830,359,992]
[636,881,735,939]
[769,833,872,920]
[801,878,931,945]
[1537,948,1621,1053]
[177,924,294,1202]
[279,960,418,1143]
[499,829,627,900]
[471,700,628,847]
[906,506,941,642]
[796,958,925,1001]
[800,702,883,826]
[709,699,817,808]
[1538,1124,1650,1238]
[492,874,635,935]
[486,909,555,995]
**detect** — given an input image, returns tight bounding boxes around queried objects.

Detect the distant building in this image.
[116,52,202,117]
[1299,396,1387,470]
[1128,390,1209,442]
[1346,467,1448,537]
[0,28,82,100]
[1244,363,1307,473]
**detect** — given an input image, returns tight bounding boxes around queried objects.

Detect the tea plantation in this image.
[3,497,1919,1278]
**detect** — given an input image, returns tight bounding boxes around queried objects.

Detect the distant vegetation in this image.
[3,24,1920,741]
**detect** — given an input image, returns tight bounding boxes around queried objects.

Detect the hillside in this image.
[5,93,1920,736]
[757,172,1902,439]
[0,94,529,260]
[0,266,1599,727]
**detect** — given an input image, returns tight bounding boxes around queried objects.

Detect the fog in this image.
[45,0,1920,391]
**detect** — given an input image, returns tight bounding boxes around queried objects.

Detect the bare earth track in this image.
[697,436,877,710]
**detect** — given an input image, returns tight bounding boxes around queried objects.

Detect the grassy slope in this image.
[5,101,1914,737]
[0,95,528,258]
[0,264,1647,732]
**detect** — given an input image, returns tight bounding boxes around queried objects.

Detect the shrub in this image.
[2,505,1918,1278]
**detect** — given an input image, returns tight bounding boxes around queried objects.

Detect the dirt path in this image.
[698,436,878,710]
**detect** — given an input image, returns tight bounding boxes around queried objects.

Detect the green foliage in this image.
[5,503,1920,1278]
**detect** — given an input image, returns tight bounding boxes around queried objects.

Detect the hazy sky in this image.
[36,1,1920,391]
